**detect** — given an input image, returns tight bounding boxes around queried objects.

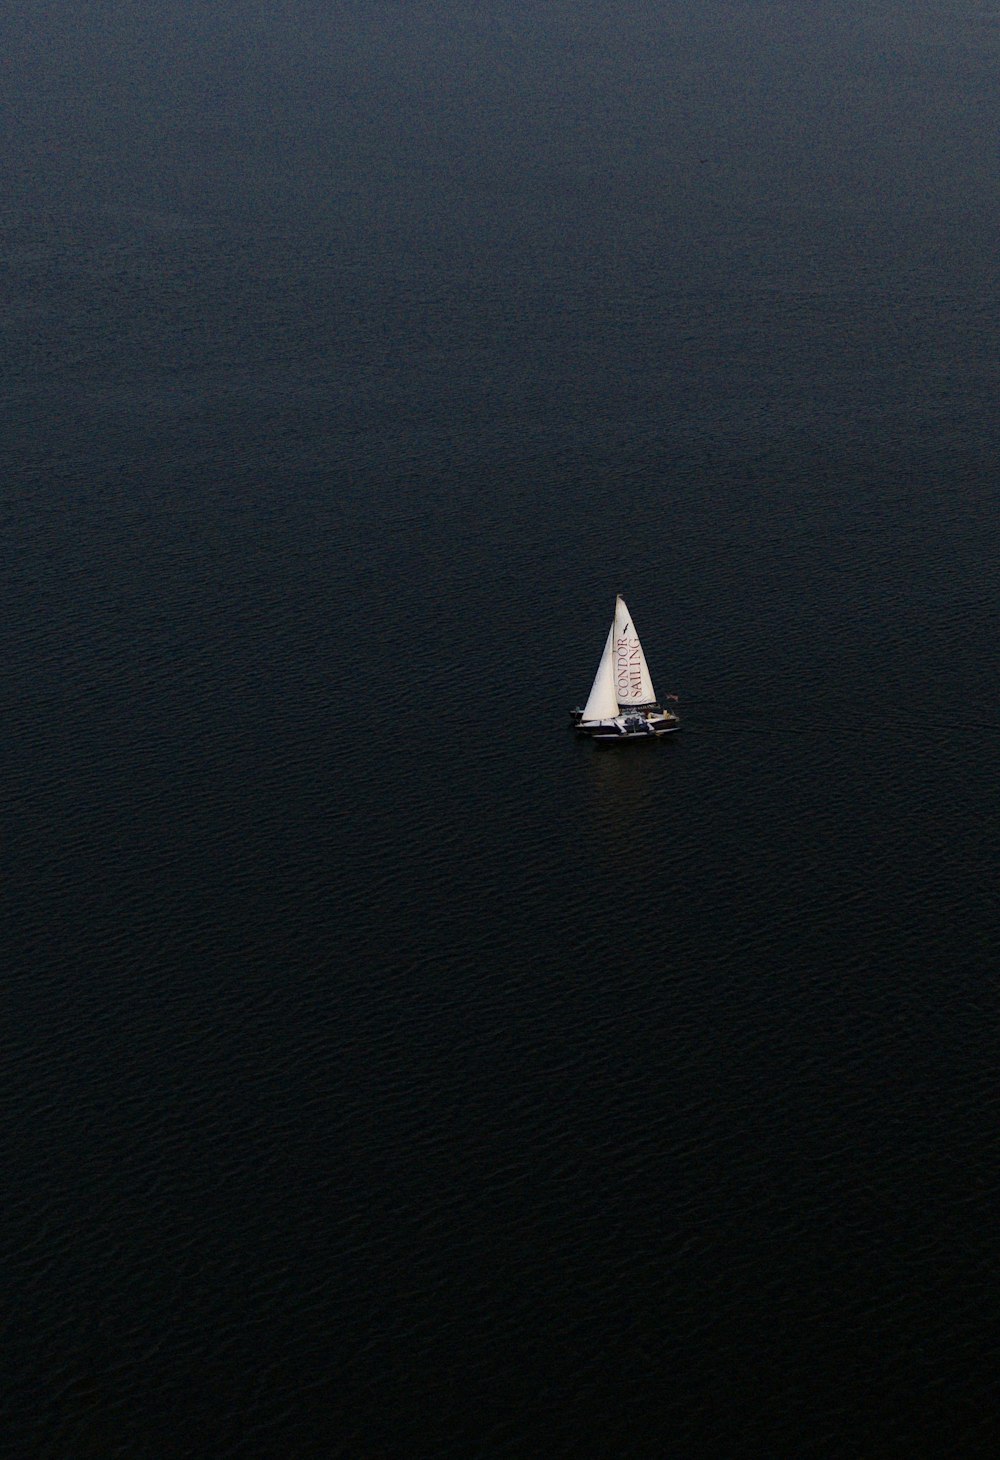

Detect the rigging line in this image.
[685,719,1000,736]
[677,700,1000,726]
[682,723,841,735]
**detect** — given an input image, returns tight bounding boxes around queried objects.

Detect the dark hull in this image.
[571,707,680,741]
[589,723,679,741]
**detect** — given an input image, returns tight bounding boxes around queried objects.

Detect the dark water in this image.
[4,3,998,1454]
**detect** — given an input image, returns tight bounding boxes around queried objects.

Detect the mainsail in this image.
[581,595,656,722]
[613,596,655,705]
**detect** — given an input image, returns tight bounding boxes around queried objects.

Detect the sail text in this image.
[616,637,643,700]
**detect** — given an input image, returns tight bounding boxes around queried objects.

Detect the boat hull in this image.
[573,709,680,740]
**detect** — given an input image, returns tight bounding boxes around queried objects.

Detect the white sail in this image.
[581,619,619,722]
[612,596,656,705]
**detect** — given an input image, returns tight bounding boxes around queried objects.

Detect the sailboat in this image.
[571,595,680,740]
